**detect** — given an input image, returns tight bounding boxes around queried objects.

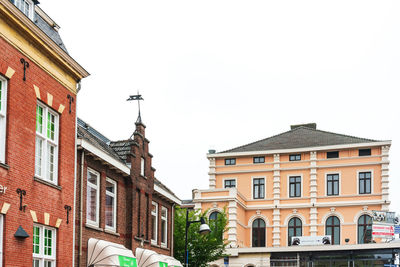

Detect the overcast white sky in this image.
[40,1,399,212]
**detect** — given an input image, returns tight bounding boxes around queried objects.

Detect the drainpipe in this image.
[171,203,175,257]
[72,114,78,267]
[78,150,84,267]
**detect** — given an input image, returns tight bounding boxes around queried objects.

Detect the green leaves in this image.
[174,207,228,267]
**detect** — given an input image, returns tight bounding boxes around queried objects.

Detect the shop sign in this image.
[395,225,400,234]
[159,262,168,267]
[118,256,138,267]
[372,225,394,238]
[372,210,399,225]
[291,235,331,246]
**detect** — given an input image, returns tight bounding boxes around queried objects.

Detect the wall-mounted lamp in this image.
[14,225,29,238]
[64,205,72,224]
[16,188,26,212]
[345,238,350,244]
[20,58,29,81]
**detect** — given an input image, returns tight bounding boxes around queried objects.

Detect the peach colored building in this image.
[192,123,399,266]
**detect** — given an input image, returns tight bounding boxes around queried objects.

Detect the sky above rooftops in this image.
[39,0,399,213]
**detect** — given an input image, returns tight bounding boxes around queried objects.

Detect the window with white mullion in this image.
[105,178,117,231]
[33,225,56,267]
[151,202,158,244]
[87,169,100,226]
[35,103,59,184]
[161,207,168,247]
[14,0,34,19]
[0,77,7,163]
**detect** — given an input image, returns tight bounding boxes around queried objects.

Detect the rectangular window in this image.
[35,103,59,184]
[224,179,236,188]
[105,178,117,231]
[0,77,7,163]
[327,151,339,159]
[161,207,168,247]
[359,148,371,156]
[359,172,372,194]
[32,225,56,267]
[151,202,158,244]
[136,190,141,236]
[141,157,145,176]
[327,174,339,196]
[224,158,236,165]
[15,0,34,19]
[253,156,265,164]
[253,178,265,199]
[289,154,301,161]
[289,176,301,197]
[87,168,100,226]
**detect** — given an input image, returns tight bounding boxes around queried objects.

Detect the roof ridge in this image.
[307,127,381,142]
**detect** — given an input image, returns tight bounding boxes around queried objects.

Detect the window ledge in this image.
[104,229,120,236]
[34,176,61,190]
[0,162,9,170]
[134,236,150,244]
[85,223,103,232]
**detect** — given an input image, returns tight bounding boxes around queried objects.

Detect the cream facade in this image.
[193,123,396,266]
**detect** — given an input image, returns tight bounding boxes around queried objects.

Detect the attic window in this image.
[359,149,371,157]
[289,154,301,161]
[15,0,34,20]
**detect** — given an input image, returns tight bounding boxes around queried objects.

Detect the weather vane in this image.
[127,92,144,122]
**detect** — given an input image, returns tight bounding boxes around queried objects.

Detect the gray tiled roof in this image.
[222,125,382,153]
[34,13,68,53]
[109,140,135,163]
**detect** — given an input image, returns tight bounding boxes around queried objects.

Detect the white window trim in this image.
[35,102,59,184]
[0,76,7,164]
[105,178,117,232]
[251,176,266,200]
[15,0,34,19]
[151,201,158,245]
[222,177,237,188]
[86,168,100,227]
[161,206,168,248]
[287,174,303,198]
[357,170,374,195]
[33,224,57,266]
[325,172,341,196]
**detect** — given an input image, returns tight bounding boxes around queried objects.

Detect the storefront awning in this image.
[135,248,182,267]
[87,238,137,267]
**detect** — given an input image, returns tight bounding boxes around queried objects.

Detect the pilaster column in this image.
[381,146,390,211]
[227,201,237,247]
[309,151,318,236]
[208,157,216,189]
[272,154,281,247]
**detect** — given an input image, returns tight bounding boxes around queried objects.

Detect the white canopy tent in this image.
[87,238,137,267]
[135,248,182,267]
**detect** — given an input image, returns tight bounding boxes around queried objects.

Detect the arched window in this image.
[209,211,222,240]
[325,216,340,245]
[358,215,372,244]
[209,211,219,221]
[288,217,302,246]
[252,218,265,247]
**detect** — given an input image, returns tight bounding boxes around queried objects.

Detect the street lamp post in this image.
[184,208,211,267]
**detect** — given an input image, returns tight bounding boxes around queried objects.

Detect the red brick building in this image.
[0,0,88,266]
[75,117,181,266]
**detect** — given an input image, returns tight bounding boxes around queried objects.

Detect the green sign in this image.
[118,256,138,267]
[159,262,168,267]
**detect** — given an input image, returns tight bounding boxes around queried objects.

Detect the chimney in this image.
[291,123,317,130]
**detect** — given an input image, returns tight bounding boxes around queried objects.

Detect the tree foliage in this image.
[174,206,229,267]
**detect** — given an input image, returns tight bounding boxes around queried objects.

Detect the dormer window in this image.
[15,0,34,20]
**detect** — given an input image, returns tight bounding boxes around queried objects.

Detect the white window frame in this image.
[287,174,303,198]
[357,170,374,195]
[35,102,59,184]
[86,168,100,227]
[251,176,266,200]
[325,172,341,196]
[32,224,56,267]
[14,0,34,19]
[151,201,158,244]
[161,206,168,247]
[0,76,7,164]
[0,215,3,267]
[105,178,117,232]
[140,157,145,177]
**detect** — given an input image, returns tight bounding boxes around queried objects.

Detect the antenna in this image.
[127,92,144,122]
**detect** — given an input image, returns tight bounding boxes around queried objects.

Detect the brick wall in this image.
[0,36,76,266]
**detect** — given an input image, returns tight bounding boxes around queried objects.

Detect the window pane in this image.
[105,194,114,228]
[88,171,98,185]
[47,112,55,140]
[87,186,97,222]
[106,180,114,193]
[36,105,43,134]
[290,184,294,196]
[161,220,166,243]
[333,181,338,195]
[35,138,43,176]
[33,226,40,254]
[152,214,156,240]
[366,179,371,193]
[296,183,300,196]
[47,144,55,181]
[360,181,365,193]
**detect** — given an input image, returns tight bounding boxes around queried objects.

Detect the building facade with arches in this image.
[192,123,398,266]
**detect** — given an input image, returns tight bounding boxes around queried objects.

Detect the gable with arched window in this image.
[252,218,265,247]
[358,214,372,244]
[288,217,302,246]
[325,216,340,245]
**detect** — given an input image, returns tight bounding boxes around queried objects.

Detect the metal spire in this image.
[127,92,144,123]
